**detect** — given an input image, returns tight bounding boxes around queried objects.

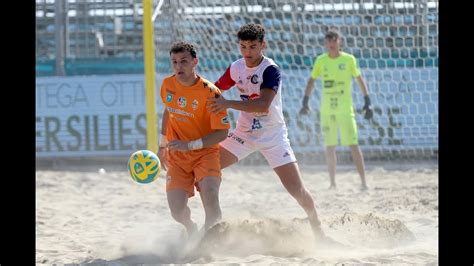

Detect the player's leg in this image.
[259,127,325,240]
[340,114,368,190]
[219,146,238,169]
[350,145,368,190]
[219,129,256,169]
[273,161,325,239]
[197,176,222,230]
[166,160,198,237]
[325,146,337,189]
[321,114,338,188]
[167,189,197,237]
[195,150,223,231]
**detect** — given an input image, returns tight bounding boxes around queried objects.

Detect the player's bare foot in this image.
[311,227,350,250]
[361,184,368,191]
[315,234,349,250]
[311,224,326,241]
[186,222,199,240]
[329,184,337,190]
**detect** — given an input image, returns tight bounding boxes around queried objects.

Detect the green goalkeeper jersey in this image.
[310,51,361,115]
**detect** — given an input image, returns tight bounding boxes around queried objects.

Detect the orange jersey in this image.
[160,75,230,148]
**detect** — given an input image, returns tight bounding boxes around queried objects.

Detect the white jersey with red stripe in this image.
[215,56,285,132]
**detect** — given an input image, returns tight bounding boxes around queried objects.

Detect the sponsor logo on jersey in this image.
[166,89,175,102]
[324,80,335,88]
[251,118,262,130]
[166,93,173,102]
[192,99,198,110]
[339,64,346,70]
[221,116,229,124]
[228,132,245,144]
[174,116,189,123]
[167,107,194,117]
[178,97,187,108]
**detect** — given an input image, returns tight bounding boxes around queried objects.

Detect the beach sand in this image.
[36,162,438,264]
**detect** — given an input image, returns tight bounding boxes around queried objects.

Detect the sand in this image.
[36,162,438,264]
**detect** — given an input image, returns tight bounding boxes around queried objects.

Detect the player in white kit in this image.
[207,23,327,242]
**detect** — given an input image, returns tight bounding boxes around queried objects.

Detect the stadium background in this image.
[36,0,438,165]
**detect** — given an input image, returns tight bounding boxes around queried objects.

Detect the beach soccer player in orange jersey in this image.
[157,41,230,238]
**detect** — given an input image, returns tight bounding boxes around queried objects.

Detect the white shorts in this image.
[220,125,297,168]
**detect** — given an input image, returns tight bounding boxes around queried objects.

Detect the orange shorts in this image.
[166,148,221,197]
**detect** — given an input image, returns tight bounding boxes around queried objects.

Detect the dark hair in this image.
[169,41,197,58]
[237,23,265,42]
[325,28,342,40]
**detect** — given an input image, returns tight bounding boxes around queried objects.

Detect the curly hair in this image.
[237,23,265,42]
[169,41,197,58]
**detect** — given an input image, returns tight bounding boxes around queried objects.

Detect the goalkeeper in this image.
[299,29,372,191]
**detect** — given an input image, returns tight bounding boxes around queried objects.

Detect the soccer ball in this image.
[127,150,161,184]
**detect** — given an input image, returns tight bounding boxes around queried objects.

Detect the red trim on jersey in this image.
[215,66,235,91]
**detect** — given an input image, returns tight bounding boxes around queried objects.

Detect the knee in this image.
[203,185,219,197]
[200,179,220,201]
[201,188,220,209]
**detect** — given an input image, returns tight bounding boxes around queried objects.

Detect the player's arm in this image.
[304,77,316,97]
[168,86,230,152]
[215,65,235,91]
[352,55,373,120]
[158,109,170,170]
[208,65,279,113]
[158,80,170,170]
[352,55,369,96]
[167,128,229,152]
[300,77,316,114]
[159,109,169,144]
[300,58,321,115]
[200,103,231,147]
[356,75,373,120]
[201,128,229,147]
[355,75,369,97]
[210,88,275,113]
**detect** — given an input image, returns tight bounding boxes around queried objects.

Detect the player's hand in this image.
[299,95,311,115]
[362,95,373,120]
[299,106,311,115]
[157,146,169,171]
[207,94,227,114]
[168,140,190,152]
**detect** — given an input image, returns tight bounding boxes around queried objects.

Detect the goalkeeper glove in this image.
[362,95,373,120]
[299,95,311,115]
